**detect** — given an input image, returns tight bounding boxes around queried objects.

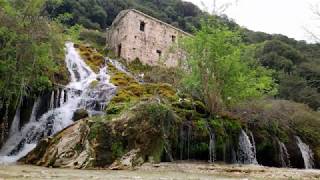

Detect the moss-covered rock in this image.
[22,101,178,169]
[74,44,105,73]
[22,120,94,168]
[73,109,89,121]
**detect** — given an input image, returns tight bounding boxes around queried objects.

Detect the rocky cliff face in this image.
[23,101,176,169]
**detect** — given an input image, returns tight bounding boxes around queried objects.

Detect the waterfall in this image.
[9,105,20,136]
[179,123,191,160]
[231,147,237,163]
[278,139,290,167]
[55,88,60,108]
[237,130,258,164]
[49,91,54,109]
[60,89,65,106]
[208,131,215,163]
[205,121,215,163]
[296,136,314,169]
[29,97,41,122]
[0,42,116,164]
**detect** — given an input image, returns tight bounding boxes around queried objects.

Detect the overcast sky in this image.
[184,0,320,42]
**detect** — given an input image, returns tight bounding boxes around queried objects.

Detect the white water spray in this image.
[29,97,41,123]
[278,139,290,168]
[296,136,314,169]
[0,42,116,164]
[9,105,20,136]
[237,130,258,164]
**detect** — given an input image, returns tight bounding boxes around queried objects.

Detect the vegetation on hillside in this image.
[180,19,277,113]
[41,0,320,110]
[44,0,202,32]
[1,0,320,169]
[244,31,320,110]
[0,0,68,114]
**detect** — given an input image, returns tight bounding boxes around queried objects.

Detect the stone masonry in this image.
[106,9,190,67]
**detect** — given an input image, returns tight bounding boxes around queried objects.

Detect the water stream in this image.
[296,136,314,169]
[237,130,258,164]
[278,139,290,167]
[0,42,116,164]
[9,104,20,136]
[205,121,215,163]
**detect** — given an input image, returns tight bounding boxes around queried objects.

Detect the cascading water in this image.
[107,58,141,82]
[205,121,215,163]
[296,136,314,169]
[9,104,20,136]
[29,97,41,123]
[237,130,258,164]
[278,139,290,167]
[49,91,55,110]
[0,42,116,164]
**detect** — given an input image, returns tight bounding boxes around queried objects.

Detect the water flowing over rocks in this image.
[278,139,291,168]
[23,101,176,169]
[0,41,319,171]
[237,130,258,165]
[0,42,116,164]
[296,136,315,169]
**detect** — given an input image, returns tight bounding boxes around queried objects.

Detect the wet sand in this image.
[0,162,319,180]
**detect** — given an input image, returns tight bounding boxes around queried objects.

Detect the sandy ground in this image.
[0,162,319,180]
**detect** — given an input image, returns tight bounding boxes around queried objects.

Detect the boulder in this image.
[73,109,89,121]
[21,101,178,169]
[22,120,94,168]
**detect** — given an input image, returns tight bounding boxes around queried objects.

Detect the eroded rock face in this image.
[109,149,144,170]
[22,120,94,168]
[21,101,177,169]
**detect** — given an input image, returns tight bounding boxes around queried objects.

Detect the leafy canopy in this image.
[180,18,277,113]
[0,0,66,105]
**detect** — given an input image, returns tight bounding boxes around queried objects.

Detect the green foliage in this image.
[180,18,277,113]
[0,0,66,107]
[66,24,83,42]
[88,121,105,140]
[111,142,124,159]
[79,29,106,51]
[44,0,202,32]
[247,32,320,110]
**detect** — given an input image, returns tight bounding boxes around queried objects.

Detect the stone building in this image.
[106,9,190,67]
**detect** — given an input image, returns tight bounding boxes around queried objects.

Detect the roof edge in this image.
[108,9,192,36]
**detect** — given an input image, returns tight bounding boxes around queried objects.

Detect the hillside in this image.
[43,0,320,110]
[1,0,320,174]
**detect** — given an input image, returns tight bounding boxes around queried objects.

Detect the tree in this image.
[0,0,66,108]
[180,18,277,114]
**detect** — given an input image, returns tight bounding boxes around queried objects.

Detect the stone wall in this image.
[106,9,189,67]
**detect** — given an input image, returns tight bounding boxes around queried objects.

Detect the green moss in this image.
[195,119,207,132]
[127,58,152,73]
[90,80,99,88]
[144,83,178,101]
[125,84,145,96]
[208,118,242,155]
[110,72,136,87]
[111,89,132,103]
[106,100,138,119]
[147,138,164,163]
[172,100,193,110]
[194,118,209,138]
[111,142,124,159]
[75,44,104,73]
[193,101,208,114]
[88,121,105,140]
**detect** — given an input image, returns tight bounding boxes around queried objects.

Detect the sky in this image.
[184,0,320,42]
